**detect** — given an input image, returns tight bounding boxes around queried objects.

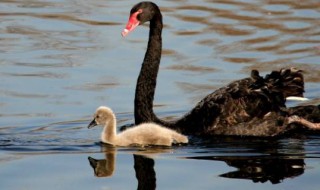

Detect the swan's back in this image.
[116,123,188,146]
[169,68,305,136]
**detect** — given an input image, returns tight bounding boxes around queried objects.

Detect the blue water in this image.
[1,0,320,189]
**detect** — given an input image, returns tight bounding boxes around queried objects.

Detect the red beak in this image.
[121,11,141,37]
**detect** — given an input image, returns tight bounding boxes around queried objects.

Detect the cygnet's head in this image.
[88,106,114,129]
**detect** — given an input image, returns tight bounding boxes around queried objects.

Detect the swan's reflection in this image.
[187,137,306,184]
[133,154,156,190]
[218,156,304,184]
[188,155,304,184]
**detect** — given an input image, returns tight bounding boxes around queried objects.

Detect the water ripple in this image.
[0,1,319,183]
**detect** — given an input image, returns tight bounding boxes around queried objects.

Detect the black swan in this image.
[122,1,320,137]
[88,106,188,146]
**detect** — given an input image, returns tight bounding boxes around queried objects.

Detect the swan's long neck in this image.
[133,8,210,132]
[102,112,117,143]
[134,12,163,125]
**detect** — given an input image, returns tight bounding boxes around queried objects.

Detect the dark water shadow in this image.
[133,154,156,190]
[184,135,313,184]
[215,156,304,184]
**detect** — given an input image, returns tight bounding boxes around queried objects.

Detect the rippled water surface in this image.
[1,0,320,189]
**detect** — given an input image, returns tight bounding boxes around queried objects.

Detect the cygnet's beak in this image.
[88,156,98,168]
[88,119,97,129]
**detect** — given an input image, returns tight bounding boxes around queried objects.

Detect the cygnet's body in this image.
[88,106,188,146]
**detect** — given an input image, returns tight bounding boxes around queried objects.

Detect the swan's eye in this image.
[137,10,143,20]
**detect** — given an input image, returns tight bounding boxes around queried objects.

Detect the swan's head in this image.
[122,2,161,37]
[88,106,114,129]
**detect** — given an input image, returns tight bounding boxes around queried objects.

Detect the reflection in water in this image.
[88,145,117,178]
[134,155,156,190]
[218,156,304,184]
[186,137,307,184]
[88,148,116,177]
[88,153,156,189]
[87,137,309,185]
[190,155,304,184]
[88,146,157,190]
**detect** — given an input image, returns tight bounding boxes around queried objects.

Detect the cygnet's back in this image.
[115,123,188,146]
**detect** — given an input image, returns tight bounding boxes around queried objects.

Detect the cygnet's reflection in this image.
[88,147,116,177]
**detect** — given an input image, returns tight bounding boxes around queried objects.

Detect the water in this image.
[1,0,320,189]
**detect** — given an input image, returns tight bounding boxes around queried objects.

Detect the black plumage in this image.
[123,2,320,137]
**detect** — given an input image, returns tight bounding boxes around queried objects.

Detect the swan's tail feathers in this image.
[264,67,304,98]
[288,105,320,122]
[172,132,189,144]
